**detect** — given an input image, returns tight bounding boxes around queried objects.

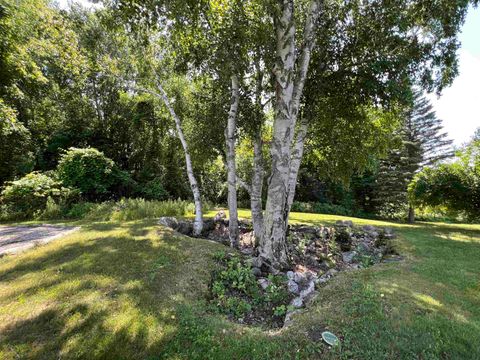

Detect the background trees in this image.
[373,92,453,221]
[0,0,477,257]
[409,134,480,222]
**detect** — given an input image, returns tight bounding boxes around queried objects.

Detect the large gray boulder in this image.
[158,217,179,229]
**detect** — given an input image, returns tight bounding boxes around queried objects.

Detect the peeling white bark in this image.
[260,0,322,269]
[225,74,240,248]
[260,0,296,269]
[286,118,308,215]
[136,83,204,235]
[251,131,264,246]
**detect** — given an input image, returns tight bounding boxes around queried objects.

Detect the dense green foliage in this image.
[0,172,75,220]
[409,140,480,221]
[373,92,453,218]
[57,147,127,200]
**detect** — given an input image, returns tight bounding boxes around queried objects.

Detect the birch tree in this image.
[136,81,204,235]
[111,0,476,268]
[225,74,240,247]
[259,0,322,268]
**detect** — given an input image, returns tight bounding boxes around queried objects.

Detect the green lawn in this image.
[0,212,479,359]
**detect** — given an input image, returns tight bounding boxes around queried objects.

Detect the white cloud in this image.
[428,50,480,146]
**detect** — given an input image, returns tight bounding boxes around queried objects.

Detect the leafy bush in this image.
[57,147,129,201]
[409,141,480,222]
[0,172,76,220]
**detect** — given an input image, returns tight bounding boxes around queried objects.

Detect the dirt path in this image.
[0,225,80,255]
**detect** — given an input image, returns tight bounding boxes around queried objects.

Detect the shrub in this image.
[66,202,98,219]
[57,147,128,201]
[136,178,170,200]
[0,172,76,220]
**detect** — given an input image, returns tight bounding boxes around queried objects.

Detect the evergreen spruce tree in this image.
[374,91,453,221]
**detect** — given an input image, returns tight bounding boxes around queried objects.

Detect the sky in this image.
[58,1,479,145]
[427,6,480,146]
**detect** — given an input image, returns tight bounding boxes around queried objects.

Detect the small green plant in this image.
[273,304,287,317]
[264,274,290,306]
[358,254,375,268]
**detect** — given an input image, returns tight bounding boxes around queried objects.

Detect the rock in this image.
[201,219,215,233]
[357,242,370,252]
[305,255,319,268]
[158,216,179,229]
[286,271,295,280]
[383,233,396,240]
[342,251,357,263]
[287,280,300,294]
[300,280,315,299]
[158,217,193,235]
[294,272,306,284]
[335,227,353,251]
[251,256,263,269]
[240,247,253,255]
[176,221,193,235]
[213,210,227,222]
[362,225,376,232]
[384,227,394,235]
[252,267,262,277]
[239,231,255,247]
[315,276,329,285]
[336,220,353,227]
[291,297,303,308]
[257,278,271,290]
[325,268,338,277]
[369,231,379,238]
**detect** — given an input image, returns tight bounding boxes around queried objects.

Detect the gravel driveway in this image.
[0,225,80,255]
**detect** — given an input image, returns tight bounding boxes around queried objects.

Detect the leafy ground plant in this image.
[209,252,293,328]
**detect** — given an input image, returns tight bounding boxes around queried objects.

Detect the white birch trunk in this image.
[260,0,321,269]
[286,118,308,214]
[138,83,204,235]
[259,0,296,269]
[251,130,264,246]
[225,75,240,247]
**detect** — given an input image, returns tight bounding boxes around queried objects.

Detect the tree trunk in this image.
[286,117,308,215]
[259,0,296,269]
[225,74,240,247]
[251,130,264,246]
[408,205,415,224]
[259,0,321,269]
[140,83,204,235]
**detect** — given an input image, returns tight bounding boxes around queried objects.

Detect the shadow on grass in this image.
[0,221,223,359]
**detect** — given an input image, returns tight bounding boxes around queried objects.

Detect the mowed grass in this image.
[0,212,479,359]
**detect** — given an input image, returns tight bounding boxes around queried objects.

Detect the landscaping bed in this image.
[159,212,400,328]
